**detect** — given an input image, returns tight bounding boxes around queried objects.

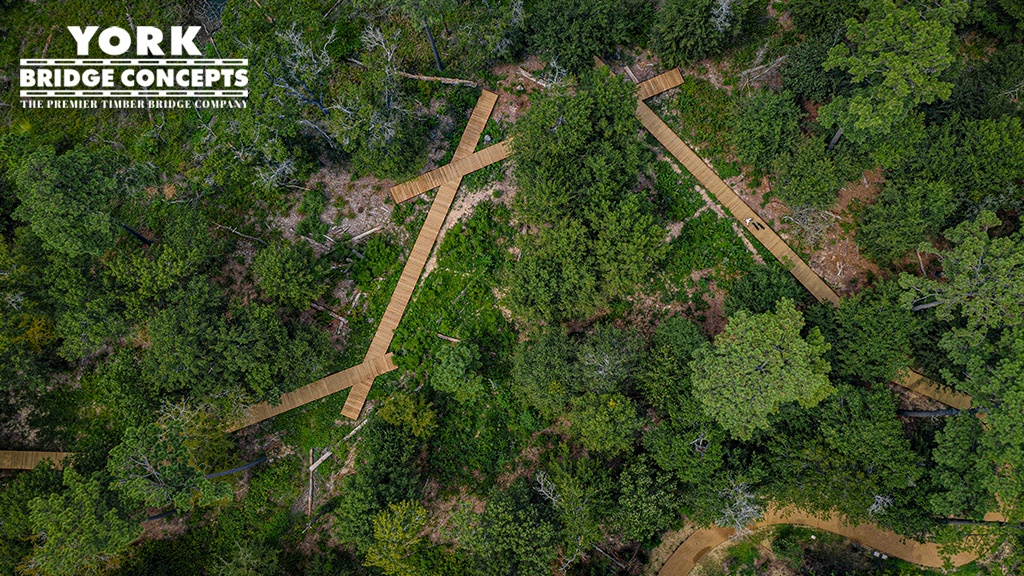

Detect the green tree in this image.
[772,138,843,209]
[653,0,764,66]
[511,70,642,226]
[365,501,431,576]
[252,240,327,310]
[639,317,708,415]
[761,385,923,525]
[526,0,648,73]
[466,482,559,576]
[0,230,55,400]
[690,298,834,440]
[593,195,666,299]
[333,421,423,553]
[820,0,966,141]
[829,281,916,384]
[0,464,61,575]
[899,211,1024,338]
[928,415,995,518]
[510,69,662,321]
[107,408,233,513]
[12,146,122,258]
[378,392,437,439]
[567,392,640,456]
[24,468,141,576]
[857,179,954,265]
[509,220,598,323]
[784,0,863,38]
[512,329,574,419]
[430,343,486,404]
[732,90,803,173]
[614,459,677,543]
[781,40,847,103]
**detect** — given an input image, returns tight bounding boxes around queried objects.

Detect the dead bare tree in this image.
[271,23,337,116]
[331,27,407,150]
[869,494,895,516]
[718,480,764,538]
[711,0,736,32]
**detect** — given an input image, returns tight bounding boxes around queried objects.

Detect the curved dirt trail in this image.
[657,506,979,575]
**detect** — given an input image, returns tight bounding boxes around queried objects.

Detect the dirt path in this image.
[657,506,979,575]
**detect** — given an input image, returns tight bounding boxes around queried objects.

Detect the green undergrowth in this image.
[392,201,515,370]
[295,184,329,242]
[662,77,738,161]
[664,210,757,288]
[653,160,703,221]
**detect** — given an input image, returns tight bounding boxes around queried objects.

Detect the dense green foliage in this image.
[690,299,834,440]
[2,0,1023,574]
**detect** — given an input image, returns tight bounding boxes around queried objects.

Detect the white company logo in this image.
[20,26,248,110]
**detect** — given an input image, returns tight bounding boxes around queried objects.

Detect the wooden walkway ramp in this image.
[0,450,71,470]
[389,139,510,203]
[631,80,973,409]
[637,68,684,100]
[635,101,840,305]
[899,369,972,410]
[226,353,398,432]
[342,91,500,419]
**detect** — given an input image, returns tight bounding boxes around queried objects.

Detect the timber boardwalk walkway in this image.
[341,91,500,419]
[0,69,971,466]
[629,71,972,410]
[635,100,840,305]
[0,450,71,470]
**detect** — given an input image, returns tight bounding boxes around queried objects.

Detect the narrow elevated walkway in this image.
[635,101,840,305]
[342,91,500,419]
[899,369,972,410]
[388,139,510,203]
[631,80,973,409]
[0,450,71,470]
[226,353,398,432]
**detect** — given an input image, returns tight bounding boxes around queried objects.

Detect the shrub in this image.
[732,90,802,173]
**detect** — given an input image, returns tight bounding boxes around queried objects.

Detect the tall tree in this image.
[107,404,233,513]
[820,0,967,142]
[900,211,1024,341]
[365,501,431,576]
[689,298,834,440]
[24,468,140,576]
[12,146,122,258]
[252,240,327,310]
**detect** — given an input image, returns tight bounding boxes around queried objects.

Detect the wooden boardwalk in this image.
[226,353,398,432]
[635,101,840,305]
[0,450,71,470]
[389,139,510,203]
[342,91,500,419]
[899,369,972,410]
[630,71,976,410]
[637,68,684,100]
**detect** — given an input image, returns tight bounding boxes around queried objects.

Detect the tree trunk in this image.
[116,222,154,246]
[827,127,843,150]
[897,408,986,418]
[423,15,443,72]
[897,409,962,417]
